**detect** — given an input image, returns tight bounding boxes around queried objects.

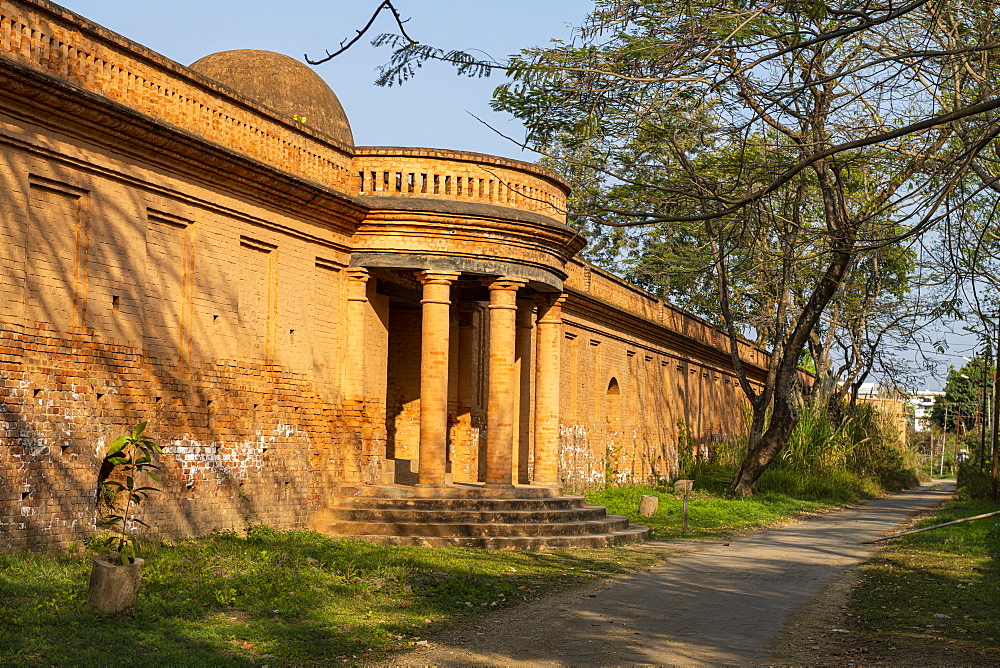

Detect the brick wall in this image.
[556,283,758,493]
[0,106,384,551]
[0,0,791,550]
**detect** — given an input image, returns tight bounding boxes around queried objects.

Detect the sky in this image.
[61,0,592,159]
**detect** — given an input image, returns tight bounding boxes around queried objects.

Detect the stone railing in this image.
[352,147,569,223]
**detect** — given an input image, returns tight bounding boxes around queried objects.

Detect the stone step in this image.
[331,496,587,512]
[318,484,649,551]
[323,515,632,538]
[336,483,565,500]
[324,506,609,524]
[348,525,650,550]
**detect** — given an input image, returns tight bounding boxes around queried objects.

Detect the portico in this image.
[357,263,566,493]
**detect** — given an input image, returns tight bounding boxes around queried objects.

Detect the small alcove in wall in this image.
[607,377,622,435]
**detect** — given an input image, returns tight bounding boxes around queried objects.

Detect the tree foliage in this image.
[489,0,1000,494]
[931,357,993,433]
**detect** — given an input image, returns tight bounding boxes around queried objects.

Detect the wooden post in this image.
[674,479,693,532]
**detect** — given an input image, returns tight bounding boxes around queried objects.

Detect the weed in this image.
[688,399,918,500]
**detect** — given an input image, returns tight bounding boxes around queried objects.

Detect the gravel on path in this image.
[393,480,954,667]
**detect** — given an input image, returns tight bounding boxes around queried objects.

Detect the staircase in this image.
[313,483,649,550]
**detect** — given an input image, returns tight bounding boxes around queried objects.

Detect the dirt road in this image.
[396,480,954,666]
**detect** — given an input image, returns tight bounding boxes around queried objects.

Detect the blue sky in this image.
[61,0,592,159]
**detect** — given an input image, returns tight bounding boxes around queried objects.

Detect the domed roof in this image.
[189,50,353,146]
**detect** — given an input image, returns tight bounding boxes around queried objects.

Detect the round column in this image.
[416,270,460,486]
[343,268,370,401]
[484,277,527,488]
[533,293,565,487]
[515,300,535,484]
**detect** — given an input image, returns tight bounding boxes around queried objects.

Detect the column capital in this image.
[415,270,461,285]
[482,276,528,292]
[345,267,370,282]
[535,292,566,325]
[346,267,370,303]
[483,277,527,312]
[534,291,566,306]
[417,270,459,307]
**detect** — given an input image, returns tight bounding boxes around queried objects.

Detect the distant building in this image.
[911,390,944,431]
[855,382,885,398]
[851,383,907,446]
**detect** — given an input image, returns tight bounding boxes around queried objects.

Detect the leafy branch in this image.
[96,422,163,565]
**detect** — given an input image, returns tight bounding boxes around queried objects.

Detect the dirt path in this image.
[394,480,954,667]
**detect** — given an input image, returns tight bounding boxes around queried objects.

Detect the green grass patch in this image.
[848,498,1000,664]
[0,463,920,665]
[586,484,836,540]
[0,525,664,666]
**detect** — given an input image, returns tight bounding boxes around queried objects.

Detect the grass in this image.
[846,498,1000,664]
[587,484,842,540]
[0,524,666,666]
[0,472,909,665]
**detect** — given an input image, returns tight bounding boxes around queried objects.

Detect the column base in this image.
[415,473,453,487]
[484,482,516,490]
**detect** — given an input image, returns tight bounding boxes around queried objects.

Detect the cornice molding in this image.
[0,57,368,233]
[564,288,770,383]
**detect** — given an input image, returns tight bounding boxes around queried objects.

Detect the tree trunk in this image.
[730,397,800,496]
[87,555,144,613]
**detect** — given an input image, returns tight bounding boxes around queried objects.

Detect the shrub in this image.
[686,397,919,499]
[956,463,993,499]
[94,422,162,564]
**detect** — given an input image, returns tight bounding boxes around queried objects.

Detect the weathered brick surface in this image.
[0,0,783,550]
[556,270,760,493]
[0,321,387,550]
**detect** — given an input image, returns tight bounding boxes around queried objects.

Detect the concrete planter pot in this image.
[86,555,145,613]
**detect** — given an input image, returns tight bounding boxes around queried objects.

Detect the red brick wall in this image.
[0,107,383,552]
[556,302,753,493]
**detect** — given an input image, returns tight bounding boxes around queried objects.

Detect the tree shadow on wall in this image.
[1,160,343,551]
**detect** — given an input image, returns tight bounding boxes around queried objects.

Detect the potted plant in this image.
[87,421,162,613]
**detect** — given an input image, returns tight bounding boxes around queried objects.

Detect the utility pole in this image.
[941,403,948,476]
[992,318,1000,502]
